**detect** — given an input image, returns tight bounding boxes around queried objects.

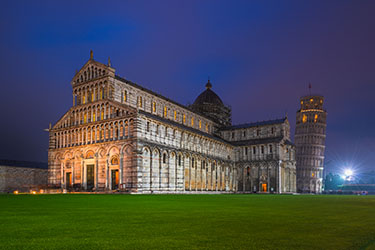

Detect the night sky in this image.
[0,1,374,174]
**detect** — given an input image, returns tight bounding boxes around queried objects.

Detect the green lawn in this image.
[0,194,374,249]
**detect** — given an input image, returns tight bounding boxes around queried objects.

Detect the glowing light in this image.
[13,190,19,195]
[31,191,37,195]
[344,169,353,176]
[314,114,318,123]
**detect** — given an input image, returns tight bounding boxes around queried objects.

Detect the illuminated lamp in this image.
[344,169,353,177]
[13,190,19,195]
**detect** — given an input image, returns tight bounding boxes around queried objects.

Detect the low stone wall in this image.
[0,165,48,193]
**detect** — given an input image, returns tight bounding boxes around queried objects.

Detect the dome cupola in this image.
[190,79,231,127]
[193,79,224,106]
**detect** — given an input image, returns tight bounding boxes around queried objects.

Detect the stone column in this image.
[72,160,75,186]
[175,155,178,191]
[267,164,270,192]
[243,167,246,192]
[277,161,281,193]
[61,162,64,189]
[95,154,99,190]
[119,153,124,190]
[189,158,192,191]
[82,159,86,190]
[150,152,153,192]
[105,155,109,189]
[215,165,219,192]
[197,160,200,191]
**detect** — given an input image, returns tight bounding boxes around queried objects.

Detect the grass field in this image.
[1,194,375,250]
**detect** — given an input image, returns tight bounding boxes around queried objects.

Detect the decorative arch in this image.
[110,155,119,165]
[121,144,133,156]
[63,151,73,160]
[85,150,95,159]
[107,145,120,156]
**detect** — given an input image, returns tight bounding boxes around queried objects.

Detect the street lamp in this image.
[343,169,354,181]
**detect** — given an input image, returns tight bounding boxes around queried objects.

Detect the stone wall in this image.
[0,165,48,193]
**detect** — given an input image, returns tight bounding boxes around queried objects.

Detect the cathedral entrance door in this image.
[66,172,72,188]
[262,183,267,192]
[111,169,119,190]
[86,164,94,190]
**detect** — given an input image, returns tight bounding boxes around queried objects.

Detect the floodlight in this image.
[344,169,353,177]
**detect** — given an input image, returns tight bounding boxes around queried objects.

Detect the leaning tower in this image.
[295,95,327,193]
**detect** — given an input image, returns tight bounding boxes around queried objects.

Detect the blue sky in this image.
[0,0,374,174]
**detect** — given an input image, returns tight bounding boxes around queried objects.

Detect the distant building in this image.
[0,160,48,193]
[295,95,327,193]
[47,52,296,193]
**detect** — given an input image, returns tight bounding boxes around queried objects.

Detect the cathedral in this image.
[47,52,296,193]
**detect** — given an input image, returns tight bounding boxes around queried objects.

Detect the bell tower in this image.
[295,94,327,193]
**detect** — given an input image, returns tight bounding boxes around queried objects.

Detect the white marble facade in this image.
[48,53,296,193]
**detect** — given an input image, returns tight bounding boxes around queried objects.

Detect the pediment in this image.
[52,109,73,130]
[51,100,137,131]
[71,56,115,86]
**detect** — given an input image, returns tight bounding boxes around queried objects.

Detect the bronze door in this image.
[66,172,71,188]
[86,165,94,190]
[111,169,119,190]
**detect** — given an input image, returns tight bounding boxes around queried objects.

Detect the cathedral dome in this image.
[193,79,224,106]
[190,79,232,126]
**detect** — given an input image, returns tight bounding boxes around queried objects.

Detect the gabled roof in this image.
[116,75,191,111]
[71,57,115,86]
[220,118,287,131]
[138,110,232,146]
[51,100,137,131]
[0,160,48,169]
[230,137,294,146]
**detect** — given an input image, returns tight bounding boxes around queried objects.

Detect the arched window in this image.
[163,153,167,164]
[138,96,143,108]
[86,151,94,159]
[111,157,119,165]
[302,114,307,123]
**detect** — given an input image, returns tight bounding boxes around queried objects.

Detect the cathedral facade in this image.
[47,53,296,193]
